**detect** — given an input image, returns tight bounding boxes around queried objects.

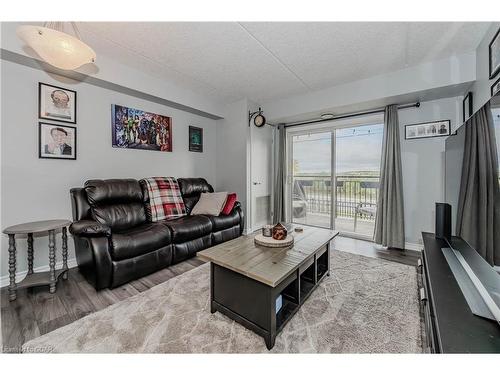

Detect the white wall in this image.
[215,99,250,230]
[471,23,500,112]
[1,60,218,281]
[399,96,461,246]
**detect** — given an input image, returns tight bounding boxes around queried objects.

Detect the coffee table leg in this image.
[8,234,17,301]
[210,262,216,313]
[48,230,56,293]
[265,334,276,350]
[62,227,68,280]
[327,242,331,276]
[27,233,34,275]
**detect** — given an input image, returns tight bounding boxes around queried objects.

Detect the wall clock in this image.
[249,107,266,128]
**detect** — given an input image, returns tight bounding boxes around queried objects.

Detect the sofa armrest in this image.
[70,220,111,238]
[73,236,113,290]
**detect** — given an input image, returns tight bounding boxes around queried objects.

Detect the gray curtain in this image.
[272,124,286,223]
[374,105,405,249]
[456,102,500,266]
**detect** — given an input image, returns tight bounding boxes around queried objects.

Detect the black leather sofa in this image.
[69,178,244,290]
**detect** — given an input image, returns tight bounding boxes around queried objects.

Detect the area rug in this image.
[22,250,422,353]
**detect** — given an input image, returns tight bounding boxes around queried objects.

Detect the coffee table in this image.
[197,225,338,349]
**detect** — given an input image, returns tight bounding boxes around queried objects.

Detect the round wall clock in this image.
[254,113,266,127]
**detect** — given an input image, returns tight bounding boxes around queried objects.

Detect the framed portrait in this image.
[489,28,500,79]
[38,82,77,124]
[39,122,77,160]
[189,126,203,152]
[111,104,172,152]
[492,76,500,97]
[462,92,473,122]
[405,120,450,140]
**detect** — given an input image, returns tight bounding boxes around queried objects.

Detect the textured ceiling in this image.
[77,22,491,103]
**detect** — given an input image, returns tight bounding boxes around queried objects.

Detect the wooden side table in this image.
[3,219,72,301]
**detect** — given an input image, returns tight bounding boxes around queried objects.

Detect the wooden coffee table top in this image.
[198,225,338,287]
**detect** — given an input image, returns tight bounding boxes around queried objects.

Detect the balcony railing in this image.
[293,174,380,220]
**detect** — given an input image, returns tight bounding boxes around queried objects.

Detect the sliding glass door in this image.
[334,124,383,237]
[290,132,332,228]
[287,121,383,239]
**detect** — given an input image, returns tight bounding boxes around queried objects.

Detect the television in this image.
[445,92,500,238]
[443,92,500,324]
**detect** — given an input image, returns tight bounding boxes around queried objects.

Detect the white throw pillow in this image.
[191,192,228,216]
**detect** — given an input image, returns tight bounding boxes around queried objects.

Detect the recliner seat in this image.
[69,177,244,290]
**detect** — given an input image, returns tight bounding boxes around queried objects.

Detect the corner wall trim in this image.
[0,48,223,120]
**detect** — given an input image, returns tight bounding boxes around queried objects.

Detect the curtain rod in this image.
[278,101,420,128]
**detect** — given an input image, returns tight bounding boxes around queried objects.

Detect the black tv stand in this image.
[421,232,500,353]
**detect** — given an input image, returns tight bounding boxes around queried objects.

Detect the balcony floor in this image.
[293,213,375,238]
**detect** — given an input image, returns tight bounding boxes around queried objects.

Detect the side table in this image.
[3,219,72,301]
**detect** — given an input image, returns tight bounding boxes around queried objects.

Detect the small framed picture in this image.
[405,120,450,140]
[492,76,500,97]
[39,122,77,160]
[489,28,500,79]
[39,82,77,124]
[189,126,203,152]
[462,92,473,122]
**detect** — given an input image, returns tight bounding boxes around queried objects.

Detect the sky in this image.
[292,123,384,174]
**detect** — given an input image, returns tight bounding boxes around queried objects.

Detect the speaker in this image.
[435,202,451,240]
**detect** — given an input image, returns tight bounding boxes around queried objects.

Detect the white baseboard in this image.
[404,242,423,252]
[0,258,78,288]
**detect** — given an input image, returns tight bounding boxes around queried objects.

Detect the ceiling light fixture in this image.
[17,22,96,71]
[320,113,335,120]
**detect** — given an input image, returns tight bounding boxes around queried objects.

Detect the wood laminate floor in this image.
[1,236,420,353]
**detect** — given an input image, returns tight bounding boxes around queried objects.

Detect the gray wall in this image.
[399,96,461,245]
[1,60,217,281]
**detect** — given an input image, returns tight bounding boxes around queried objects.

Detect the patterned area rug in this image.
[22,251,422,353]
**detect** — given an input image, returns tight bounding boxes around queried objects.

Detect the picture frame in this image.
[492,76,500,97]
[489,28,500,79]
[111,104,172,152]
[462,92,473,122]
[38,82,77,124]
[405,120,451,140]
[189,126,203,152]
[38,122,77,160]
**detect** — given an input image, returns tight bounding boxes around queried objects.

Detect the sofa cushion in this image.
[140,177,186,221]
[177,178,214,214]
[191,192,228,216]
[85,179,146,231]
[221,193,237,215]
[110,222,172,261]
[203,209,240,232]
[163,215,212,243]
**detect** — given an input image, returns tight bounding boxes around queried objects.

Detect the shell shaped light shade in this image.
[17,25,96,70]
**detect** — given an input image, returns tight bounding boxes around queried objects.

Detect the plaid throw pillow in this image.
[142,177,187,221]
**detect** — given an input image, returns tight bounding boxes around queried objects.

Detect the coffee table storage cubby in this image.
[198,226,338,350]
